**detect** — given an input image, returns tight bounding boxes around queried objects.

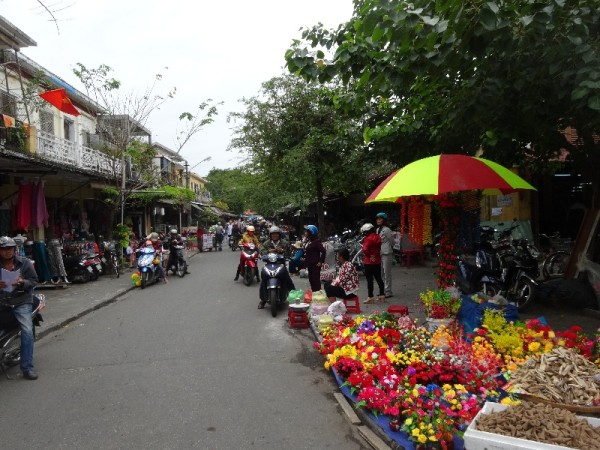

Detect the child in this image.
[127,240,136,268]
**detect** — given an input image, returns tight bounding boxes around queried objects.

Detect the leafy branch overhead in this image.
[285,0,600,175]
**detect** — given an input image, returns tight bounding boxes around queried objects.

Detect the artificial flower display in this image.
[315,309,599,449]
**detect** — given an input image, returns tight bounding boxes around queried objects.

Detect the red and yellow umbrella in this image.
[365,154,536,203]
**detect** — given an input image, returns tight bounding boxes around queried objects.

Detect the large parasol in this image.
[365,154,536,203]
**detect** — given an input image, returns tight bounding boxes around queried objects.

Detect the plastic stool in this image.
[387,305,409,316]
[288,309,309,329]
[343,295,361,314]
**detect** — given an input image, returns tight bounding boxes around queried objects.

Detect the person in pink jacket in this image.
[361,223,386,304]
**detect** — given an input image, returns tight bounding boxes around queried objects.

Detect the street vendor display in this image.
[312,287,600,450]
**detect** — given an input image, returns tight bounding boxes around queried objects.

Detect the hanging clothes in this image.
[33,241,53,283]
[47,238,67,279]
[16,182,33,231]
[31,181,50,229]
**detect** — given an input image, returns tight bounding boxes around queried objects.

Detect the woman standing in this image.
[361,223,385,304]
[303,225,326,292]
[375,212,394,298]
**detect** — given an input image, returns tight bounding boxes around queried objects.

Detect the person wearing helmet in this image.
[0,236,39,380]
[376,212,394,298]
[165,228,188,275]
[303,225,326,292]
[139,234,167,283]
[235,226,261,281]
[214,222,225,251]
[361,223,386,304]
[257,226,295,309]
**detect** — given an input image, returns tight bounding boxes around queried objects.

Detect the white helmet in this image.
[360,223,374,233]
[170,228,178,234]
[269,226,281,235]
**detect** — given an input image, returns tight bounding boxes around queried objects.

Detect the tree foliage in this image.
[285,0,600,183]
[228,74,369,229]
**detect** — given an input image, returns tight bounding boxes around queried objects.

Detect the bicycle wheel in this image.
[542,251,570,280]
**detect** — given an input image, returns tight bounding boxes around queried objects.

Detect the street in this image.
[0,250,368,450]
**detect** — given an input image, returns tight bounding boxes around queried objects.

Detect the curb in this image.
[36,250,203,339]
[37,285,137,340]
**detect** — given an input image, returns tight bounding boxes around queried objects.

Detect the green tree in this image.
[286,0,600,198]
[228,74,369,233]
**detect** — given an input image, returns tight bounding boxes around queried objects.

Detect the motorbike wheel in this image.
[542,251,570,280]
[243,268,253,286]
[514,277,537,312]
[269,289,279,317]
[89,269,99,282]
[176,261,186,278]
[351,250,365,275]
[141,271,149,289]
[2,332,22,368]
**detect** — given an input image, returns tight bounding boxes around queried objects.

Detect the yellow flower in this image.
[418,434,428,444]
[405,418,413,426]
[528,342,541,352]
[412,428,421,437]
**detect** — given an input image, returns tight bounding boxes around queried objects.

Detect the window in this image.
[64,118,74,141]
[39,110,54,134]
[0,90,17,117]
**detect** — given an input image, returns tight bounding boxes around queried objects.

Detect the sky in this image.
[1,0,355,176]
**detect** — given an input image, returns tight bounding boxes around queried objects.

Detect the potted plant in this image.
[419,288,462,331]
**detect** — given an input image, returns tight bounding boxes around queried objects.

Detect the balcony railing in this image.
[37,130,121,177]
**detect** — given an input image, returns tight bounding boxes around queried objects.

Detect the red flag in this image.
[2,114,15,127]
[39,88,80,116]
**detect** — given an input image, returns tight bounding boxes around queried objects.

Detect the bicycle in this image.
[537,233,572,281]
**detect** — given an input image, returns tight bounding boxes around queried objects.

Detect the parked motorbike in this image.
[0,292,45,377]
[63,254,93,283]
[166,239,187,278]
[456,226,539,311]
[239,242,259,286]
[84,251,103,280]
[136,246,161,288]
[259,252,290,317]
[100,241,120,278]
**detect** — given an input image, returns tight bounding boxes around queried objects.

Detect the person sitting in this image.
[288,241,305,275]
[235,225,261,281]
[324,248,360,302]
[140,236,167,283]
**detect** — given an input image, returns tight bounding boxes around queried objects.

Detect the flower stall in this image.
[314,299,600,450]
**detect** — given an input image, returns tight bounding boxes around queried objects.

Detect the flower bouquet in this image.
[419,289,462,319]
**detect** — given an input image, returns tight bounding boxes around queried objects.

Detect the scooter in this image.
[63,254,93,283]
[0,292,45,378]
[136,246,161,288]
[229,234,240,251]
[239,242,259,286]
[259,252,291,317]
[166,240,187,278]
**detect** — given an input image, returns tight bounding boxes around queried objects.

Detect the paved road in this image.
[0,250,368,449]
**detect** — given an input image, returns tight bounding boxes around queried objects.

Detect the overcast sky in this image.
[2,0,354,176]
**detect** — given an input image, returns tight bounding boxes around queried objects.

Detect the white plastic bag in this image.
[327,300,347,321]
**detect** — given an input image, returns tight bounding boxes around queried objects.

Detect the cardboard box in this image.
[463,402,600,450]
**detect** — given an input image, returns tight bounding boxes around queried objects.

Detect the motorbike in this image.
[166,240,187,278]
[0,292,45,378]
[238,242,259,286]
[259,252,290,317]
[100,241,120,278]
[229,234,240,251]
[456,226,539,311]
[84,251,103,280]
[136,246,161,288]
[63,253,93,283]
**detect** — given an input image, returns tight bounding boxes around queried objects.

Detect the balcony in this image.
[36,129,121,177]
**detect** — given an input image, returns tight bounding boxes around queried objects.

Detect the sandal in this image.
[257,302,265,309]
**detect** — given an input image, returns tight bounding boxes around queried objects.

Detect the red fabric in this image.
[362,233,382,265]
[17,182,33,231]
[39,88,80,116]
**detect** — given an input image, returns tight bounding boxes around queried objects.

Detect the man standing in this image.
[0,236,39,380]
[375,213,394,298]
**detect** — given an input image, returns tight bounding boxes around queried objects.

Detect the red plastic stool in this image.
[343,295,361,314]
[387,305,409,316]
[288,309,309,329]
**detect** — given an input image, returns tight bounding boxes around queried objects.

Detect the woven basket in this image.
[517,393,600,416]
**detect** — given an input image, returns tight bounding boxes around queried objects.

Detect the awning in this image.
[191,203,202,212]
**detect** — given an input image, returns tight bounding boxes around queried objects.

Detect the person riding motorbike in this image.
[139,234,167,283]
[0,236,39,380]
[235,226,261,281]
[165,228,189,274]
[257,226,295,309]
